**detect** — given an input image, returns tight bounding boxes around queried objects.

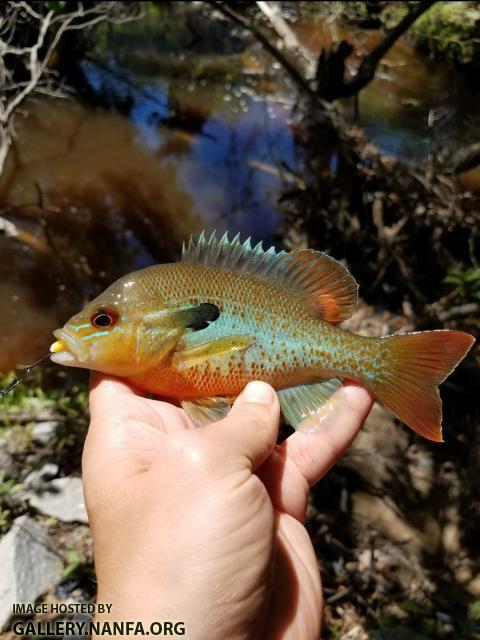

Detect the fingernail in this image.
[242,381,275,406]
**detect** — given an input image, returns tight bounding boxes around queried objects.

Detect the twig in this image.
[437,303,479,322]
[0,1,141,176]
[326,586,352,605]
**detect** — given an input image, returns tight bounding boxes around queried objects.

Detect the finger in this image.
[89,372,144,423]
[86,373,154,467]
[144,398,195,430]
[84,374,167,482]
[208,381,280,471]
[283,382,373,488]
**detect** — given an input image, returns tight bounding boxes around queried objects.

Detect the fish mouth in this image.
[51,329,88,364]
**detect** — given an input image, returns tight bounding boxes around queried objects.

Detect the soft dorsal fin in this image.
[182,231,358,323]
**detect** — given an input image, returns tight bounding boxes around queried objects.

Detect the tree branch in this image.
[208,1,435,107]
[256,1,316,78]
[206,1,315,99]
[329,0,437,99]
[447,142,480,174]
[437,303,479,322]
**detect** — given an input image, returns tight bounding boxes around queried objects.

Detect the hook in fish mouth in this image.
[50,328,88,364]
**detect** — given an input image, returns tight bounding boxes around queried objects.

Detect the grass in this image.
[443,267,480,304]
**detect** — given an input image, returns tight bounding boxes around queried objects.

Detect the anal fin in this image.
[182,396,233,427]
[278,379,342,430]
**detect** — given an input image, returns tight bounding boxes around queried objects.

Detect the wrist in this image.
[92,604,186,640]
[94,587,177,624]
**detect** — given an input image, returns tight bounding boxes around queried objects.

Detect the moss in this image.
[379,2,410,29]
[410,1,480,64]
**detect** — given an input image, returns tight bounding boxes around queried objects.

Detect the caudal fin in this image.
[368,330,474,442]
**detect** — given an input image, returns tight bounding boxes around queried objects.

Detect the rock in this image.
[31,421,59,445]
[25,476,88,524]
[0,440,16,479]
[0,516,63,631]
[406,444,434,497]
[23,463,59,490]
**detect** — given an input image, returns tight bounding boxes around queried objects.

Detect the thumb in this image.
[210,382,280,471]
[89,372,143,425]
[84,373,146,473]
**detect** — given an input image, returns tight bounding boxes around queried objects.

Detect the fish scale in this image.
[128,263,363,397]
[49,231,474,441]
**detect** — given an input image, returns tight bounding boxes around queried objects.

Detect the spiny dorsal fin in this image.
[182,231,358,323]
[182,230,288,279]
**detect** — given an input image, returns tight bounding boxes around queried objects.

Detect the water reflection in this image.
[1,7,479,372]
[82,56,297,237]
[292,21,480,160]
[0,78,294,371]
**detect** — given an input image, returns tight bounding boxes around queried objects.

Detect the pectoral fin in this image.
[132,304,221,371]
[182,396,234,427]
[173,336,255,370]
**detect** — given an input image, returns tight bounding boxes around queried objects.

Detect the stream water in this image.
[0,6,479,373]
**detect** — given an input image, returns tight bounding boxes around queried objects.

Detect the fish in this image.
[50,231,475,441]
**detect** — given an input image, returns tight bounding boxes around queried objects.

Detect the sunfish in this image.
[50,232,474,441]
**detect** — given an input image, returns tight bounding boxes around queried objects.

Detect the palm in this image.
[85,376,372,640]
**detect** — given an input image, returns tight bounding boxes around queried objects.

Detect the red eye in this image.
[91,308,118,328]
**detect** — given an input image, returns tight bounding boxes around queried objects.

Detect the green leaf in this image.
[471,600,480,621]
[464,269,480,282]
[62,549,82,578]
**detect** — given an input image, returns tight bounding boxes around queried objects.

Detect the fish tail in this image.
[365,330,474,442]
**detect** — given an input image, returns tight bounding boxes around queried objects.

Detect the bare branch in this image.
[256,1,316,78]
[209,0,436,105]
[16,1,42,21]
[447,142,480,174]
[318,1,436,100]
[0,1,141,176]
[437,303,479,322]
[206,1,315,99]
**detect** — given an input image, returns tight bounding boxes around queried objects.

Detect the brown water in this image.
[0,8,479,373]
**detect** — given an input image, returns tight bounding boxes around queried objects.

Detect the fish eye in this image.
[91,308,118,329]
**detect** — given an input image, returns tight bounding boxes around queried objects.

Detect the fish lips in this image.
[51,328,88,364]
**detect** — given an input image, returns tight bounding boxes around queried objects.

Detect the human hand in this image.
[82,376,372,640]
